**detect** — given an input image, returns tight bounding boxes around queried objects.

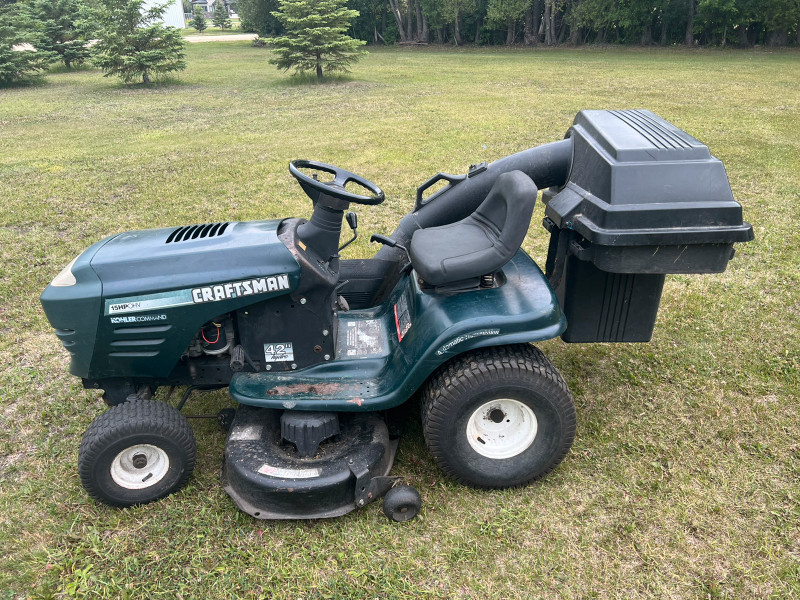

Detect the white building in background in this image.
[143,0,185,28]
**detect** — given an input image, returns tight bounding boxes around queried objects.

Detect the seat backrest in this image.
[471,170,537,253]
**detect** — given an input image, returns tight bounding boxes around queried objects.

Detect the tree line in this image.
[239,0,800,47]
[0,0,186,84]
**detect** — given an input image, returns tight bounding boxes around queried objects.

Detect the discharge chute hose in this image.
[376,138,573,261]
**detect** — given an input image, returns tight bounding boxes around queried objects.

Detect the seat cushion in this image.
[409,221,494,286]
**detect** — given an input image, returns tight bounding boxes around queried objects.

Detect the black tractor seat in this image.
[408,170,538,289]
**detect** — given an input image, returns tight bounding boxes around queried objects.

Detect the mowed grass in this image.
[1,44,798,599]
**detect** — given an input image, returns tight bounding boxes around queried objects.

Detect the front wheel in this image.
[421,344,576,489]
[78,399,196,507]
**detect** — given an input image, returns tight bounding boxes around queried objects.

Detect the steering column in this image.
[290,160,384,264]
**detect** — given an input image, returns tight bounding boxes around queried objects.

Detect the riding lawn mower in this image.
[40,110,753,521]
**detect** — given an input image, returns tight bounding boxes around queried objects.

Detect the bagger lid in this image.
[544,109,754,247]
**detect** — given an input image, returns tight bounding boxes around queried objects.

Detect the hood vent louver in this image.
[166,222,231,244]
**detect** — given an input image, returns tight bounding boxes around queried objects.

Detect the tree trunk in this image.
[474,1,484,44]
[544,1,553,45]
[418,1,428,42]
[568,0,581,45]
[506,17,516,44]
[641,25,652,45]
[387,0,408,42]
[316,52,322,79]
[523,7,537,45]
[685,0,694,45]
[570,25,580,45]
[407,0,414,42]
[414,0,423,40]
[660,0,668,45]
[381,0,387,43]
[142,71,150,84]
[534,0,544,43]
[417,0,430,44]
[554,2,565,44]
[454,10,462,45]
[735,24,746,46]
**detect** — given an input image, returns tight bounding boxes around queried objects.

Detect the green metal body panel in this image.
[41,220,301,379]
[41,238,110,377]
[229,249,566,412]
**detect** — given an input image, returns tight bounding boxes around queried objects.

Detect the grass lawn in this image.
[0,44,798,599]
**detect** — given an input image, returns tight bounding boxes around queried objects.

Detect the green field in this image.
[1,44,798,599]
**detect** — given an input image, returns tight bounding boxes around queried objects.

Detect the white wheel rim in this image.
[466,399,538,459]
[110,444,170,490]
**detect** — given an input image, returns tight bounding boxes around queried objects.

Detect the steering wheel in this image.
[289,160,385,206]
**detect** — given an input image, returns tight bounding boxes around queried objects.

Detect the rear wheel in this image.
[78,399,196,507]
[421,344,576,488]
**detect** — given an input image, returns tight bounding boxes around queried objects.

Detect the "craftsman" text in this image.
[191,274,290,303]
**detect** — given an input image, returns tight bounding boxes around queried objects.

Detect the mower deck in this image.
[222,406,398,519]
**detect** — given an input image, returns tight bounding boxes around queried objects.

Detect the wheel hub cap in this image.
[466,399,538,459]
[110,444,169,489]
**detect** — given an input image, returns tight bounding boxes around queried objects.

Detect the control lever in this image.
[370,234,412,267]
[338,211,358,253]
[369,233,404,250]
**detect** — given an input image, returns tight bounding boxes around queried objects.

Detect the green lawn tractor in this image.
[41,110,753,521]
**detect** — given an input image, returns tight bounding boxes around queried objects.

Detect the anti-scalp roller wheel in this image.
[382,485,421,522]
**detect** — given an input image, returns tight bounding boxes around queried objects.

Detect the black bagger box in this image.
[543,109,754,343]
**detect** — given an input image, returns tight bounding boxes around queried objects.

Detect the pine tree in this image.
[93,0,186,84]
[189,5,207,31]
[25,0,91,69]
[212,0,231,28]
[270,0,366,81]
[0,3,53,84]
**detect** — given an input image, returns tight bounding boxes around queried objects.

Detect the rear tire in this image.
[421,344,575,489]
[78,399,196,507]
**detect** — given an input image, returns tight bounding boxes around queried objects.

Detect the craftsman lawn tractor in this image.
[41,110,753,521]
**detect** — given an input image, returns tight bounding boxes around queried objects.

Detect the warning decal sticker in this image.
[345,320,383,357]
[394,291,412,342]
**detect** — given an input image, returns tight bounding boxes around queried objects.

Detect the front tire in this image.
[421,344,576,489]
[78,399,196,507]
